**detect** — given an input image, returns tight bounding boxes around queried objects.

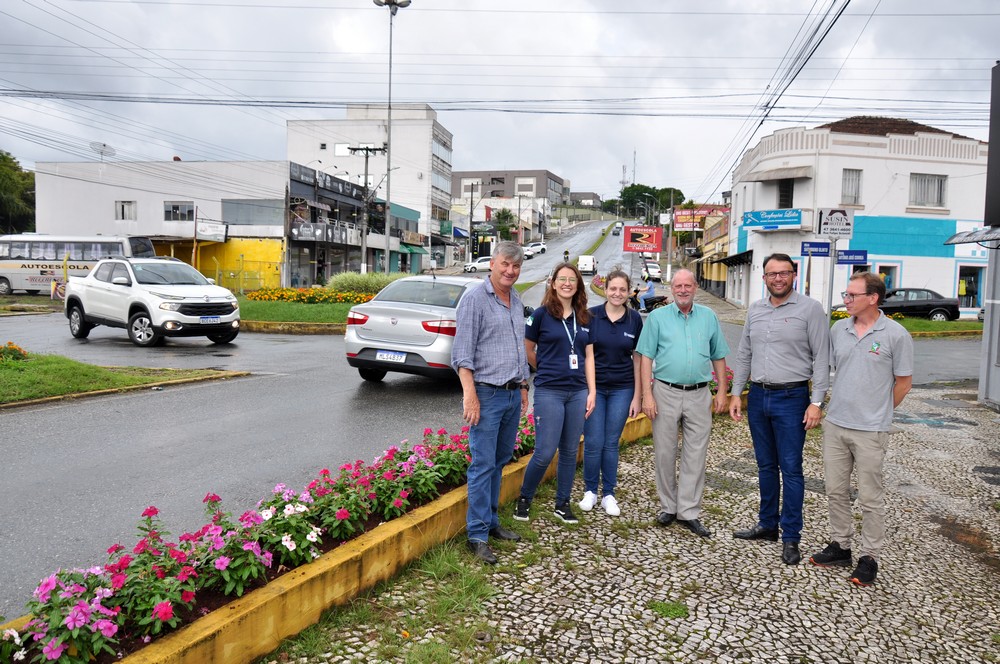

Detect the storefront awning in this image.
[944,227,1000,245]
[404,244,429,254]
[714,249,753,267]
[742,166,814,182]
[453,227,470,239]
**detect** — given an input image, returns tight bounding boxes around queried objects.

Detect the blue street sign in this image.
[837,250,868,265]
[742,209,803,229]
[800,241,831,257]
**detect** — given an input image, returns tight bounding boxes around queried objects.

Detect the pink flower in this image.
[42,638,67,660]
[214,556,232,571]
[399,489,409,499]
[141,506,159,518]
[63,608,87,630]
[239,510,263,528]
[176,565,197,582]
[393,498,404,508]
[335,508,350,520]
[110,573,127,590]
[437,427,447,435]
[181,590,196,603]
[106,543,124,555]
[423,427,433,435]
[33,575,57,603]
[151,601,173,622]
[382,471,395,481]
[92,620,118,638]
[203,493,221,504]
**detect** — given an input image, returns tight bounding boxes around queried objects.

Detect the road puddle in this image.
[893,412,979,429]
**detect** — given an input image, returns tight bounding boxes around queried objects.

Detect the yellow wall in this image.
[154,238,285,292]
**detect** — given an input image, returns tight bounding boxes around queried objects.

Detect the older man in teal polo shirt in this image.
[637,269,729,537]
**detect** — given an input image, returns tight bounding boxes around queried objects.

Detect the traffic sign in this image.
[817,208,854,239]
[800,241,831,257]
[836,250,868,265]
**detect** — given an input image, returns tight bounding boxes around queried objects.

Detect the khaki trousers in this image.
[822,420,888,560]
[651,381,712,521]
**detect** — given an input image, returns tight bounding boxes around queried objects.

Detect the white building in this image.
[725,117,989,318]
[287,104,454,252]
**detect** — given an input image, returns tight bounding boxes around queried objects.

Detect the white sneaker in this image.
[578,491,598,512]
[601,494,621,517]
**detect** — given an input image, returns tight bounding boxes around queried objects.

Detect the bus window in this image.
[129,237,156,258]
[10,242,28,259]
[0,241,8,259]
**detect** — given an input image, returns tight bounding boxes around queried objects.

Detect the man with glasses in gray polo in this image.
[809,271,912,587]
[729,253,830,566]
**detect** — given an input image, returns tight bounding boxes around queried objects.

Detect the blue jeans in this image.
[582,386,633,496]
[466,385,522,542]
[746,384,810,542]
[520,386,588,504]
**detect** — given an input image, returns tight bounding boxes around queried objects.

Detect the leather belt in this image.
[475,380,523,390]
[657,380,708,391]
[751,380,809,390]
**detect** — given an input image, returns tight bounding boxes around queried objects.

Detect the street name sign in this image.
[800,241,831,257]
[836,250,868,265]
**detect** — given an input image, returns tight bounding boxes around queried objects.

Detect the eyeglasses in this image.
[763,270,795,280]
[841,291,871,302]
[555,277,578,284]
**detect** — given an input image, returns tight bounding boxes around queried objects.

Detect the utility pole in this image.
[349,145,386,274]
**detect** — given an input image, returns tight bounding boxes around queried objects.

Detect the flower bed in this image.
[244,287,373,305]
[1,419,536,662]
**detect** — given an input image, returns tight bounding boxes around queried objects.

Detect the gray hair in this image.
[492,240,524,264]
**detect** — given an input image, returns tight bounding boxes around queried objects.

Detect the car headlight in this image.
[159,302,183,311]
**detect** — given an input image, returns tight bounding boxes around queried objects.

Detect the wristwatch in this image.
[811,401,824,410]
[519,382,530,391]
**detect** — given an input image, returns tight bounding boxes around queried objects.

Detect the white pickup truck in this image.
[64,256,240,347]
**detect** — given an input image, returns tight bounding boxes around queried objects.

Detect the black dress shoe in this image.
[488,526,521,542]
[733,524,779,541]
[782,541,801,565]
[656,511,676,526]
[677,518,711,538]
[467,540,498,564]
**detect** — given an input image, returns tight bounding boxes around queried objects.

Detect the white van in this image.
[577,255,598,275]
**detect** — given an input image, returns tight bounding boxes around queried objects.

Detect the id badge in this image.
[569,354,579,370]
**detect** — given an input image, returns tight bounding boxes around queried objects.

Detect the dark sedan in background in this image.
[834,287,960,321]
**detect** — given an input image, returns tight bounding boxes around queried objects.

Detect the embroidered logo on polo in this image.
[869,341,881,355]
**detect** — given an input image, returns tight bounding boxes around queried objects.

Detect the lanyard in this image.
[561,311,577,354]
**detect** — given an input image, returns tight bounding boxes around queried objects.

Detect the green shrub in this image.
[327,272,408,295]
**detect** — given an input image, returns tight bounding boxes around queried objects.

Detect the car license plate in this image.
[376,350,406,363]
[200,316,221,324]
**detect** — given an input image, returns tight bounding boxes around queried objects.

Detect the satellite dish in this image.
[89,142,116,161]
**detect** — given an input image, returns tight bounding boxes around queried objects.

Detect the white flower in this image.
[306,531,318,542]
[13,648,27,661]
[283,504,296,516]
[294,503,308,513]
[260,508,274,521]
[281,534,296,551]
[3,629,19,643]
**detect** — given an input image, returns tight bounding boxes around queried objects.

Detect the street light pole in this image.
[373,0,410,274]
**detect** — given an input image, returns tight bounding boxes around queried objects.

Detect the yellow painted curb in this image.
[241,320,345,335]
[1,416,653,663]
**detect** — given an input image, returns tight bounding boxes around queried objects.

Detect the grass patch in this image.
[897,319,982,333]
[0,354,225,404]
[648,600,689,619]
[237,297,353,323]
[515,281,538,293]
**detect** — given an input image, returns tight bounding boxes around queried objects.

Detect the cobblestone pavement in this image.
[264,385,1000,663]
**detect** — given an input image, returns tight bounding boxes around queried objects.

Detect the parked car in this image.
[577,255,598,275]
[978,307,985,322]
[523,247,534,260]
[462,256,492,272]
[63,257,240,347]
[345,275,481,382]
[527,241,547,254]
[832,287,959,321]
[642,261,662,282]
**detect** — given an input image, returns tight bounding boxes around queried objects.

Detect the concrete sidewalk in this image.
[265,384,999,663]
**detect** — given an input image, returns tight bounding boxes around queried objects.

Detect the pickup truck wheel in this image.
[128,311,161,347]
[359,368,386,382]
[68,305,93,339]
[928,309,950,322]
[208,330,239,344]
[0,278,11,295]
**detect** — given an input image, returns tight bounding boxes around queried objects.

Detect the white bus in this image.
[0,234,156,296]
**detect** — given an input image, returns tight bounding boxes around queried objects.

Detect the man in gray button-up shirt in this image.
[728,253,830,566]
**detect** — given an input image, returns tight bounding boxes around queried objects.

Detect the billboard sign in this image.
[624,226,663,252]
[742,209,802,230]
[817,208,855,239]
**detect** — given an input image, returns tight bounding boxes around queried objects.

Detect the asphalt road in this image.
[0,252,984,619]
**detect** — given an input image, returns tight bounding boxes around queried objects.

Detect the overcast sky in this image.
[0,0,996,203]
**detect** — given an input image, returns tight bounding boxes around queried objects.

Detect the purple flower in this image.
[214,556,232,571]
[63,608,87,630]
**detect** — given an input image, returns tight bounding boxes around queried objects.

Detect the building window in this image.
[164,201,195,221]
[841,169,862,205]
[777,179,794,209]
[319,143,327,150]
[334,143,351,157]
[909,173,947,207]
[115,200,137,221]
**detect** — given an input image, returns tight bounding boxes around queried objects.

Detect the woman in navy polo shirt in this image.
[578,269,643,516]
[513,262,596,525]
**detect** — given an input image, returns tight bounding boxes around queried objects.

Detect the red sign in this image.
[623,226,662,252]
